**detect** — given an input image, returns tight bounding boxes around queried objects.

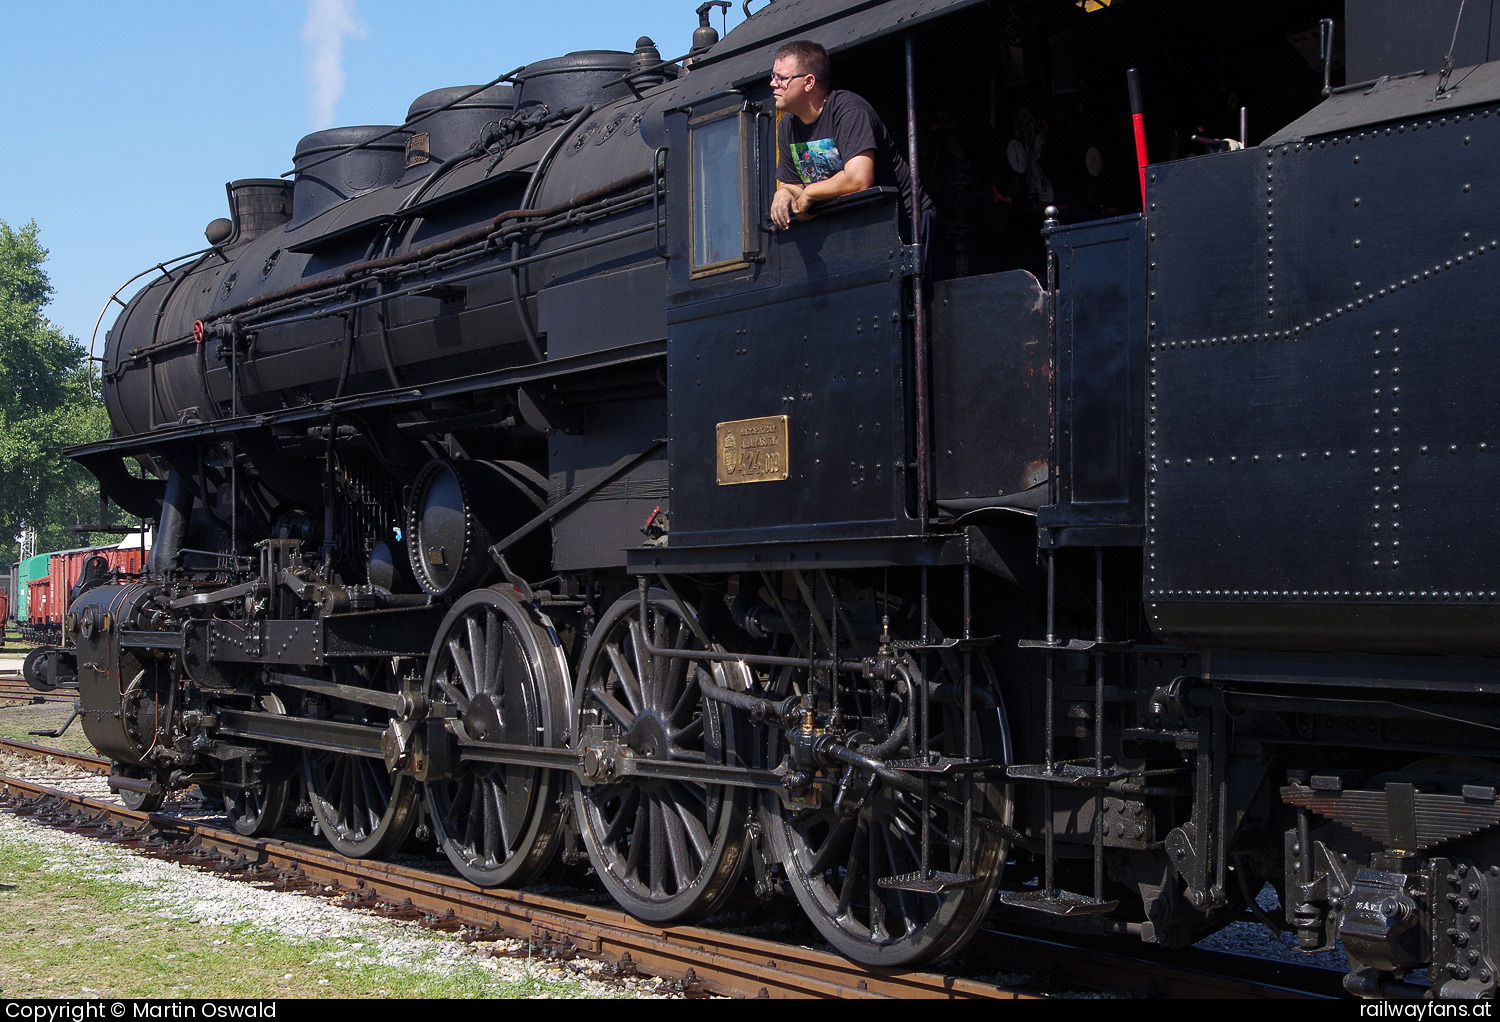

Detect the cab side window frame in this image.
[686,102,762,278]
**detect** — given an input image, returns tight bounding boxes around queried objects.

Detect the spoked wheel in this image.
[424,587,568,887]
[573,588,749,924]
[763,646,1011,966]
[222,693,292,838]
[302,665,419,859]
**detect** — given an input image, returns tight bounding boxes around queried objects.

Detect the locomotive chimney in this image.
[223,179,293,244]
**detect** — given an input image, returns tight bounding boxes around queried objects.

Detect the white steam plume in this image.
[303,0,366,129]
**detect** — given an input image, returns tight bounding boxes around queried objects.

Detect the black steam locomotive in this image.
[37,0,1500,997]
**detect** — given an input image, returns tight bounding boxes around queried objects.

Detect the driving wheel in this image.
[423,587,568,886]
[572,588,749,924]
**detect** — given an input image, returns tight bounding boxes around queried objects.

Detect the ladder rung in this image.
[995,888,1119,916]
[877,870,986,894]
[1007,762,1127,786]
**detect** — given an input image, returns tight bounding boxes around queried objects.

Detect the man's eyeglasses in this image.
[770,72,809,86]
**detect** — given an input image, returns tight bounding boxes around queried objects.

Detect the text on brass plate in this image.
[716,415,790,485]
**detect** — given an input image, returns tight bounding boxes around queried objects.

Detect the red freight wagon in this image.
[27,543,148,644]
[59,545,147,614]
[26,576,53,642]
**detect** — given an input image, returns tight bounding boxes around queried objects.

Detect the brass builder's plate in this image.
[716,415,789,485]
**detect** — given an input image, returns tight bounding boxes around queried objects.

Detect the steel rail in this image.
[0,742,1346,998]
[0,737,107,773]
[0,772,1028,999]
[0,682,75,705]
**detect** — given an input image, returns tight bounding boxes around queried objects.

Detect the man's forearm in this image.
[799,171,859,203]
[795,153,875,207]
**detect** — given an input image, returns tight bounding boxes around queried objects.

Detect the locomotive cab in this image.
[659,5,1053,551]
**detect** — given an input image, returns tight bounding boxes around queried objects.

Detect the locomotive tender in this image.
[38,0,1500,996]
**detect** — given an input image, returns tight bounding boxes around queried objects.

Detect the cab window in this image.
[688,107,759,276]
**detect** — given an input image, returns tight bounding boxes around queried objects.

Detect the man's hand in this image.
[771,185,801,230]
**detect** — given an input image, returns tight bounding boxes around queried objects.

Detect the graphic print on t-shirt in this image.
[789,138,844,183]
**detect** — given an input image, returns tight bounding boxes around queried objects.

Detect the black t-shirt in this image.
[776,89,931,218]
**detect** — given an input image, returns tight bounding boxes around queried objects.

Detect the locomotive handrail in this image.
[239,221,657,333]
[145,173,628,343]
[653,146,669,258]
[904,31,929,532]
[177,169,655,343]
[86,246,221,397]
[123,203,660,362]
[750,101,771,240]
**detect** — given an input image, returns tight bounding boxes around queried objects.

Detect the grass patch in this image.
[0,701,98,756]
[0,814,623,998]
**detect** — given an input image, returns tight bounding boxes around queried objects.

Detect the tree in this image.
[0,220,112,566]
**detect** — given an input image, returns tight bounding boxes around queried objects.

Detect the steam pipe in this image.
[511,104,595,363]
[148,471,192,576]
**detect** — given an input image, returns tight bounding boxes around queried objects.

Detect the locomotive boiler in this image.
[39,0,1500,997]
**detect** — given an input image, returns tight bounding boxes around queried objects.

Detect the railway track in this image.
[0,737,1343,999]
[0,654,73,704]
[0,684,73,704]
[0,736,107,772]
[0,770,1024,999]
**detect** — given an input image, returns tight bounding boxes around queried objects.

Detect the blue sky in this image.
[2,0,744,354]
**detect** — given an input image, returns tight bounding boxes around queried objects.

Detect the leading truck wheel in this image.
[304,744,418,859]
[113,764,166,812]
[572,589,749,924]
[423,587,568,887]
[221,693,292,838]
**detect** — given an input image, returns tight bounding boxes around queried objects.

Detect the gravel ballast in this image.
[0,805,674,998]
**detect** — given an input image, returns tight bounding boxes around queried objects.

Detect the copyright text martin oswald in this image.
[5,1004,277,1020]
